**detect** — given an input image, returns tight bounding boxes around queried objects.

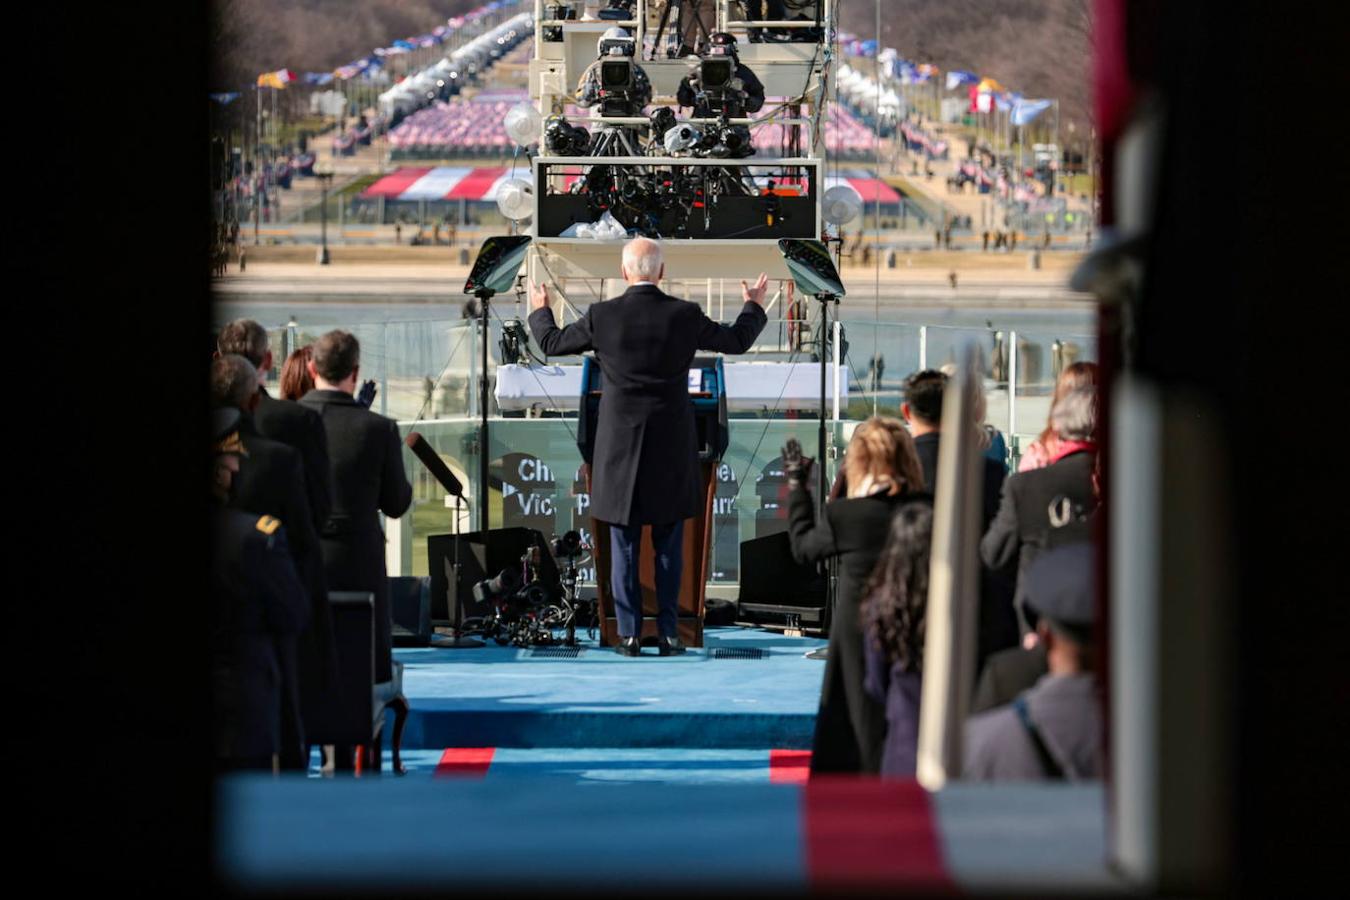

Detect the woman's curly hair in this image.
[861,500,934,672]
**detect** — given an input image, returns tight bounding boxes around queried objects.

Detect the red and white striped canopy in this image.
[362,167,527,202]
[364,166,902,204]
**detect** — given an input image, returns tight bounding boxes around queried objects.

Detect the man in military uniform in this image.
[963,542,1102,780]
[210,408,310,772]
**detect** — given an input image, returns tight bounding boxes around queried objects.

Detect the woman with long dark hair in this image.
[279,345,315,401]
[785,416,926,774]
[861,501,935,778]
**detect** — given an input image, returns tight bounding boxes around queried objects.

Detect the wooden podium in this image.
[577,356,729,649]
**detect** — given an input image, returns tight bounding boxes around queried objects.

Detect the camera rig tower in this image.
[525,0,836,285]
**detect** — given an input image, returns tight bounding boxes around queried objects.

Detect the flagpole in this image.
[254,82,261,246]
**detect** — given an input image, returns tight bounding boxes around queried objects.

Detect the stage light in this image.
[503,102,543,147]
[496,178,534,221]
[822,184,863,225]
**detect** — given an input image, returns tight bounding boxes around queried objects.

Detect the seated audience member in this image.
[280,346,316,402]
[861,500,935,778]
[902,369,1017,671]
[210,408,309,772]
[211,353,328,770]
[785,416,926,775]
[964,543,1102,781]
[981,385,1098,638]
[300,330,413,689]
[1018,362,1098,472]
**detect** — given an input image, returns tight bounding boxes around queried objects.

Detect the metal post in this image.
[478,293,493,533]
[254,84,261,245]
[317,173,330,264]
[1008,329,1018,437]
[832,318,842,422]
[919,325,928,370]
[817,295,830,513]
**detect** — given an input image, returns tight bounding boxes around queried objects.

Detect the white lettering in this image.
[517,457,554,483]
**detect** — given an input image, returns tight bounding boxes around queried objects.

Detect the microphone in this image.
[405,431,464,498]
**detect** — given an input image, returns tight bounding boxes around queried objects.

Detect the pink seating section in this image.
[387,97,879,158]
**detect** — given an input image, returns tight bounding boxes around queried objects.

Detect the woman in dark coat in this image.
[785,416,927,774]
[861,500,935,778]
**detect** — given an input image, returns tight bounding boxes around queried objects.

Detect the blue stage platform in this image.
[393,626,828,751]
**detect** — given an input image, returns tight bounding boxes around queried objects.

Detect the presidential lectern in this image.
[579,355,728,648]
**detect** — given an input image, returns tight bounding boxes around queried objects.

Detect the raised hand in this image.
[781,438,815,489]
[530,283,549,311]
[741,272,769,307]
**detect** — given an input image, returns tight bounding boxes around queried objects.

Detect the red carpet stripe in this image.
[769,749,812,784]
[803,777,953,891]
[434,747,496,778]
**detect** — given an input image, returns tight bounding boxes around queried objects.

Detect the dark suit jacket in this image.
[230,413,336,716]
[254,386,333,530]
[913,430,1019,668]
[788,485,928,774]
[912,431,1006,529]
[299,388,413,683]
[529,284,766,526]
[980,450,1097,634]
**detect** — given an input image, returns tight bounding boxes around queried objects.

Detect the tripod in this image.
[650,0,713,59]
[589,123,643,157]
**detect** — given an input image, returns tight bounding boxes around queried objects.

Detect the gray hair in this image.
[211,353,258,410]
[621,237,663,282]
[1050,385,1097,441]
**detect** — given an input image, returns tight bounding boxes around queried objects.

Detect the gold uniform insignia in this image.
[255,515,281,536]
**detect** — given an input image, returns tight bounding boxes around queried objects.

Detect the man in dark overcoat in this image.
[528,237,767,656]
[300,330,413,684]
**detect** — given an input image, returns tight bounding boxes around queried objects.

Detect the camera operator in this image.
[676,32,765,119]
[575,27,652,118]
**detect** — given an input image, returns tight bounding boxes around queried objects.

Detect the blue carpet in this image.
[392,626,827,749]
[217,775,808,892]
[313,747,795,784]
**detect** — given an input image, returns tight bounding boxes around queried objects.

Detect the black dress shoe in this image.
[657,635,686,656]
[616,637,641,657]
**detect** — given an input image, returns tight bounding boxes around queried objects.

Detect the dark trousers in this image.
[610,520,684,638]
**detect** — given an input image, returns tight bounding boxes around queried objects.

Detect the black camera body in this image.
[700,58,735,90]
[551,530,585,559]
[543,3,575,42]
[600,58,634,91]
[545,116,591,155]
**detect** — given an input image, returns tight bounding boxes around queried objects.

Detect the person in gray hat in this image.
[963,542,1102,781]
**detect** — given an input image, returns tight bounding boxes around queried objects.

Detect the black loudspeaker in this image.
[427,528,560,624]
[389,576,432,646]
[736,531,828,629]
